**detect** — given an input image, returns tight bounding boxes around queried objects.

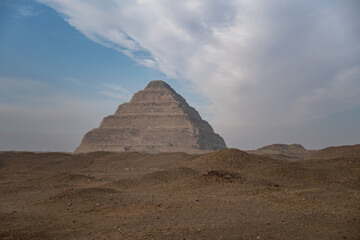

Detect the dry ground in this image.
[0,147,359,240]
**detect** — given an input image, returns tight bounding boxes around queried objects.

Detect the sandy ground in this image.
[0,148,359,240]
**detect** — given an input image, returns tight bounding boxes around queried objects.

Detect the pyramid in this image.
[75,80,227,153]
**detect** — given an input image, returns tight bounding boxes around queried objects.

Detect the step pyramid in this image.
[75,80,227,153]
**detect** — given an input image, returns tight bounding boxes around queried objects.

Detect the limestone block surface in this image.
[75,80,227,153]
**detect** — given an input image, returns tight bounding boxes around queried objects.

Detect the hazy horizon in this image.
[0,0,359,151]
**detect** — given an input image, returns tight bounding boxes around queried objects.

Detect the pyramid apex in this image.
[145,80,173,90]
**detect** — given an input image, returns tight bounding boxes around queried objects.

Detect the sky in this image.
[0,0,359,151]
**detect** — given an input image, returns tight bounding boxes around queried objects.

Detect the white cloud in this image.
[99,84,132,101]
[0,76,50,104]
[291,67,360,122]
[37,0,360,148]
[0,76,48,90]
[15,6,38,17]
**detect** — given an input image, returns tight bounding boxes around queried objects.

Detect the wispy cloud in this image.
[291,67,360,122]
[0,76,49,103]
[15,5,38,18]
[0,76,47,90]
[99,84,132,101]
[37,0,360,148]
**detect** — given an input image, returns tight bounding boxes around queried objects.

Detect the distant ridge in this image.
[306,144,360,160]
[247,143,313,160]
[75,80,227,153]
[257,144,306,151]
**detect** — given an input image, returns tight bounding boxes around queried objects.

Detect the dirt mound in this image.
[106,167,199,190]
[46,173,98,184]
[186,148,269,171]
[40,187,125,214]
[247,143,313,160]
[140,167,198,184]
[197,170,244,183]
[0,152,92,173]
[0,151,197,180]
[83,151,195,171]
[258,143,306,151]
[307,144,360,160]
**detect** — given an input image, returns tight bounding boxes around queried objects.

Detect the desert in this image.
[1,1,359,239]
[1,80,360,240]
[1,145,359,239]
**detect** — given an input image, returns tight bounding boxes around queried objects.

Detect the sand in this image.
[0,147,359,239]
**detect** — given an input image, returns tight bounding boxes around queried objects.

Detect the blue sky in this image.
[0,0,359,151]
[0,0,173,95]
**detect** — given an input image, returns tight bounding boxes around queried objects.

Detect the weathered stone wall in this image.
[75,80,226,153]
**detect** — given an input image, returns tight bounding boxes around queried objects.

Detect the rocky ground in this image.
[0,146,359,239]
